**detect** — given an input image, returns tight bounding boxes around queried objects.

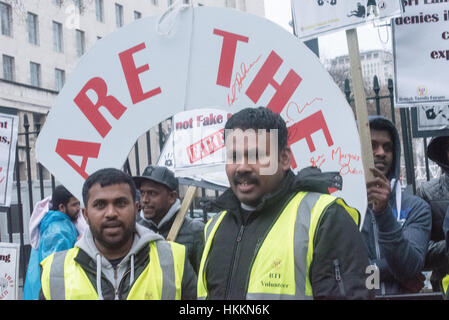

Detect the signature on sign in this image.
[285,98,323,125]
[308,147,362,176]
[227,55,262,106]
[331,146,363,176]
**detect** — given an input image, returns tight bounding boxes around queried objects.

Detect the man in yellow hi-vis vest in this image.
[39,168,197,300]
[198,107,374,300]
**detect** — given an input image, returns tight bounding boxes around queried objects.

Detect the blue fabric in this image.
[23,210,79,300]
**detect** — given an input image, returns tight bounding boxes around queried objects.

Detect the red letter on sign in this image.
[119,42,162,104]
[55,139,101,179]
[246,50,302,115]
[74,77,127,138]
[213,29,249,88]
[287,111,334,169]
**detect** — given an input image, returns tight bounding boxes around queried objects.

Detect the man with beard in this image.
[23,185,82,300]
[39,168,197,300]
[132,165,204,273]
[362,116,431,296]
[197,107,373,300]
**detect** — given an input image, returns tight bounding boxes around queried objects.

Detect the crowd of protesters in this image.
[22,107,449,300]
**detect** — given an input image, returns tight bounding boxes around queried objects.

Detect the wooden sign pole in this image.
[166,185,198,241]
[346,28,375,182]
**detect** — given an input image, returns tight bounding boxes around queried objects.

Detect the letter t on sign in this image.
[213,29,249,88]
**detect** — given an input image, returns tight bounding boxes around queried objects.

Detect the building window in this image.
[151,0,158,5]
[53,21,63,52]
[2,54,14,81]
[30,62,41,87]
[95,0,104,22]
[134,10,141,20]
[0,1,12,37]
[168,0,174,6]
[115,3,124,27]
[73,0,83,14]
[55,68,65,91]
[27,12,39,45]
[53,0,63,6]
[76,29,85,56]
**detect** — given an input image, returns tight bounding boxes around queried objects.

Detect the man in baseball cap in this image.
[133,165,204,273]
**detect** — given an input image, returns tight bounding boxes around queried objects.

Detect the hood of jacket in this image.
[75,223,164,299]
[368,115,402,181]
[427,135,449,175]
[138,198,181,230]
[75,223,164,264]
[212,166,343,212]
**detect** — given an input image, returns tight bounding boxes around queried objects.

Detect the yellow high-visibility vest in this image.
[441,274,449,299]
[41,240,185,300]
[197,191,359,300]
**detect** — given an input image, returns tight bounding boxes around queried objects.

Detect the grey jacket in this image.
[362,116,432,296]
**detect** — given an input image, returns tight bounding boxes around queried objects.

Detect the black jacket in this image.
[137,202,205,273]
[204,168,374,300]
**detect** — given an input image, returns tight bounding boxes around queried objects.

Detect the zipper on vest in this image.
[333,259,346,296]
[225,224,245,299]
[117,269,131,300]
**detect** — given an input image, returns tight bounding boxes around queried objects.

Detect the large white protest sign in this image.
[393,1,449,108]
[0,112,18,207]
[0,243,19,300]
[292,0,403,40]
[36,5,367,223]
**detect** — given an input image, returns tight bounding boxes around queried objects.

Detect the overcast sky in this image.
[263,0,393,59]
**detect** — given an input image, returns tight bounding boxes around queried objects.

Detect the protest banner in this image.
[291,0,403,40]
[393,1,449,108]
[410,106,449,138]
[36,5,368,224]
[0,242,20,300]
[0,112,19,207]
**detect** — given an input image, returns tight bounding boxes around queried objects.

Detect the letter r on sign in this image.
[74,77,127,138]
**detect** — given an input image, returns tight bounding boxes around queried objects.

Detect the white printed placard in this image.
[0,113,19,207]
[292,0,403,40]
[393,1,449,107]
[0,243,20,300]
[157,108,232,187]
[36,6,368,224]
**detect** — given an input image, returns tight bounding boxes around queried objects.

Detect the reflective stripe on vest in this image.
[40,241,185,300]
[442,274,449,299]
[197,191,360,300]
